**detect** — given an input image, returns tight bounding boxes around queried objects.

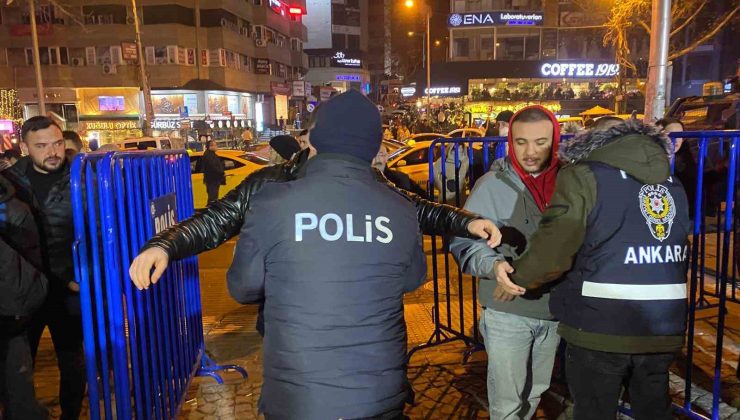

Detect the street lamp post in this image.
[405,1,431,113]
[645,0,672,121]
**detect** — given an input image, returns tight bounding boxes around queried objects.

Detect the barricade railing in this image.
[70,150,247,420]
[410,131,740,419]
[672,130,739,420]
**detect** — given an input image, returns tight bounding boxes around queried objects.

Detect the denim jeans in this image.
[479,308,560,420]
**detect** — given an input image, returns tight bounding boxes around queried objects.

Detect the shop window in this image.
[453,37,470,58]
[496,33,524,60]
[558,28,611,60]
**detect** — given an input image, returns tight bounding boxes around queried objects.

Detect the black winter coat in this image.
[2,158,74,295]
[199,149,225,185]
[144,150,480,259]
[0,173,48,334]
[227,154,427,418]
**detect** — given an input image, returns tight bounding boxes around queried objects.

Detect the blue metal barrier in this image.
[671,130,740,420]
[70,150,247,420]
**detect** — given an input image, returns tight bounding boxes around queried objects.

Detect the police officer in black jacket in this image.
[228,90,426,419]
[2,116,85,420]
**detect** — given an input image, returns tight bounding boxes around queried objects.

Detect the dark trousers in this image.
[0,332,48,420]
[27,300,86,420]
[566,343,675,420]
[206,182,220,204]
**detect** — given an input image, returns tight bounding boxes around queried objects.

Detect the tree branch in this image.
[670,0,707,37]
[638,19,650,34]
[668,5,739,60]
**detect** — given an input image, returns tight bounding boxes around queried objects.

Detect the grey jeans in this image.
[479,308,560,420]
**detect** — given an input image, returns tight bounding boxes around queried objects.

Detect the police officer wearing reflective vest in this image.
[499,117,691,420]
[226,90,427,419]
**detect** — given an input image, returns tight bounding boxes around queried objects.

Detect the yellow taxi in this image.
[386,140,439,187]
[447,127,485,138]
[189,149,268,208]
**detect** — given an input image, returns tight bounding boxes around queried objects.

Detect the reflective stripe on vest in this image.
[582,281,687,301]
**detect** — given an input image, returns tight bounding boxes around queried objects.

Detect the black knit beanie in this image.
[309,90,382,162]
[269,135,301,160]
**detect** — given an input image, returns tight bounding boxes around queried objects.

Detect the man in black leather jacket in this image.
[130,147,501,290]
[3,117,86,420]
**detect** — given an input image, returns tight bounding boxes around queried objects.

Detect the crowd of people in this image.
[0,87,728,420]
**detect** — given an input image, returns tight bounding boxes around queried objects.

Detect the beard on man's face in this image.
[32,153,64,172]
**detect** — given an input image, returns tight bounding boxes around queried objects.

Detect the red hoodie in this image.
[506,105,561,212]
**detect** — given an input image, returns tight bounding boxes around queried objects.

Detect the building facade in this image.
[0,0,308,145]
[399,0,647,119]
[303,0,371,99]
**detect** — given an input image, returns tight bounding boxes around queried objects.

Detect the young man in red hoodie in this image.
[451,105,560,419]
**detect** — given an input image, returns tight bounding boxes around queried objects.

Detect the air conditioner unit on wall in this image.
[71,57,85,67]
[255,38,267,48]
[102,63,117,75]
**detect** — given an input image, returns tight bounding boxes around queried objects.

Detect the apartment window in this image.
[143,5,194,26]
[241,55,251,72]
[332,4,360,27]
[347,35,360,51]
[332,33,346,49]
[453,37,470,58]
[524,33,540,60]
[25,47,68,65]
[346,0,360,9]
[480,34,494,60]
[254,0,262,5]
[82,5,127,24]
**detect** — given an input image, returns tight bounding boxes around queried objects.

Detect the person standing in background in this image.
[198,140,225,204]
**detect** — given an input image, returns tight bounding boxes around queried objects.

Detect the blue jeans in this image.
[479,308,560,420]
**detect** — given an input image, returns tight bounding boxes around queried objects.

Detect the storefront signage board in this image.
[447,11,544,28]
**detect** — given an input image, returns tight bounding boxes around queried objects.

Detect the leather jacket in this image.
[144,150,480,260]
[2,157,74,293]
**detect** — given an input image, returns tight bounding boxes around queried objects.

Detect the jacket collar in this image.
[559,119,671,164]
[303,153,375,180]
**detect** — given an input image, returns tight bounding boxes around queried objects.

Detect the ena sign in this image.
[541,62,620,78]
[448,11,544,27]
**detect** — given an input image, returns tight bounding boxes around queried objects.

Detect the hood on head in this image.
[559,118,672,184]
[507,105,561,174]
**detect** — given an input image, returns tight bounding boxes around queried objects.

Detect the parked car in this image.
[116,136,182,150]
[405,133,449,145]
[447,128,485,138]
[668,93,739,130]
[189,149,268,208]
[386,140,440,188]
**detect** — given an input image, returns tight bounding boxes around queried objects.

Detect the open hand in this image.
[494,260,525,296]
[129,247,169,291]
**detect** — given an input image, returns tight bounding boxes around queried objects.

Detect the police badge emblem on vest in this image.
[639,184,676,242]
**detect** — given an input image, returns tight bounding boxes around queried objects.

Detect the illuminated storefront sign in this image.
[401,87,417,97]
[336,74,362,82]
[540,62,620,78]
[152,119,181,130]
[447,11,544,28]
[83,120,140,131]
[331,51,362,68]
[425,86,462,96]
